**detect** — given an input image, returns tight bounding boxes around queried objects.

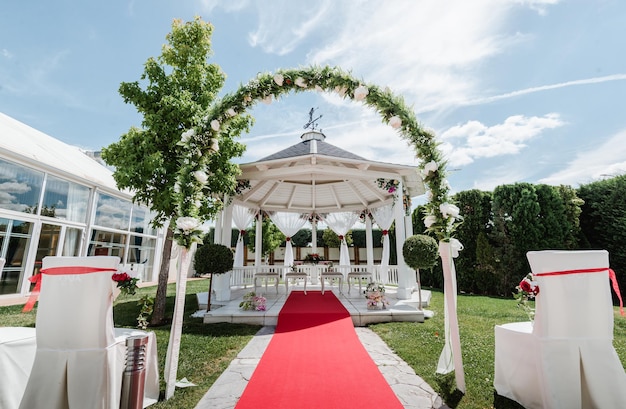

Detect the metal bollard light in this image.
[120,335,149,409]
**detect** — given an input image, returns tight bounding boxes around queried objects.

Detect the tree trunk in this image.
[150,226,174,326]
[207,274,213,312]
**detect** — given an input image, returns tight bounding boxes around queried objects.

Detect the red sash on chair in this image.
[22,267,117,312]
[536,267,624,316]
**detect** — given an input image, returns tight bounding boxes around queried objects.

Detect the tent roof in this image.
[0,112,128,197]
[235,130,425,213]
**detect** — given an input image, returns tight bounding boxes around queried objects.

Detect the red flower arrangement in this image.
[112,272,139,296]
[515,273,539,321]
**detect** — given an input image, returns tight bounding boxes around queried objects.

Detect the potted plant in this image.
[402,234,439,310]
[194,243,234,311]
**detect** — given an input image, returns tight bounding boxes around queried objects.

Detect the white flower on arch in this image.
[181,129,195,143]
[389,116,402,129]
[440,202,460,219]
[176,217,200,233]
[353,85,369,101]
[193,170,208,185]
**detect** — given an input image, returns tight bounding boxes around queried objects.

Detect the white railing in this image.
[229,264,399,288]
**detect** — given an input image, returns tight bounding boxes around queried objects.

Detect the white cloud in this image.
[306,0,521,109]
[247,0,334,55]
[439,113,564,167]
[200,0,250,13]
[512,0,561,16]
[539,129,626,186]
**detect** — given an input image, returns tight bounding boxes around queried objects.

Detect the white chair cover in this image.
[18,256,158,409]
[371,204,394,283]
[268,212,308,270]
[232,205,256,267]
[320,212,359,267]
[494,250,626,409]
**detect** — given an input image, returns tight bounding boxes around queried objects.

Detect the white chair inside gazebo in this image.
[253,265,280,294]
[320,264,344,295]
[347,265,373,294]
[494,250,626,409]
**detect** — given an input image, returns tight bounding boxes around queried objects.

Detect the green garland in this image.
[173,65,460,247]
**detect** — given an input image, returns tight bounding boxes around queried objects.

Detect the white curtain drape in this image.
[436,239,465,393]
[268,212,309,268]
[232,205,256,267]
[321,212,359,266]
[371,204,395,284]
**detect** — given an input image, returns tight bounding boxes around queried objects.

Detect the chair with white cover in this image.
[494,250,626,409]
[19,256,159,409]
[284,265,308,295]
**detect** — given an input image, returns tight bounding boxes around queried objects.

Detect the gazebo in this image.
[211,125,425,301]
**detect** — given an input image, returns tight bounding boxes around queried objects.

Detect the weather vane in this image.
[303,107,323,132]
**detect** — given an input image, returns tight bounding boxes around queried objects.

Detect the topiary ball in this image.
[403,234,439,270]
[194,243,234,275]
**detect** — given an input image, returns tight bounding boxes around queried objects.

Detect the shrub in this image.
[403,234,439,270]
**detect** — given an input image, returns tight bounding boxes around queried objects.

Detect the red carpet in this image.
[234,291,404,409]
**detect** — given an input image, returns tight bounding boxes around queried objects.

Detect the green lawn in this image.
[4,281,626,409]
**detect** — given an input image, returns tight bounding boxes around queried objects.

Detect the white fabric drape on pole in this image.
[436,239,465,393]
[164,246,194,399]
[371,204,395,284]
[268,212,309,269]
[321,212,359,266]
[232,205,256,267]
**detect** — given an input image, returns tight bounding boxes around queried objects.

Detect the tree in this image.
[556,184,584,248]
[452,189,492,293]
[402,234,439,270]
[246,216,285,263]
[194,243,233,311]
[491,183,542,294]
[101,17,251,325]
[578,175,626,290]
[322,228,353,248]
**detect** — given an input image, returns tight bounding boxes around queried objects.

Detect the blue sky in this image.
[2,0,626,195]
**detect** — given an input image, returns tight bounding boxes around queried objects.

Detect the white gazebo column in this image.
[310,216,319,284]
[214,199,233,301]
[394,183,411,299]
[255,210,263,266]
[213,210,223,246]
[365,213,374,271]
[405,208,417,290]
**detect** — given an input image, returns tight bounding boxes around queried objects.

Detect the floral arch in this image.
[173,65,460,245]
[165,66,465,397]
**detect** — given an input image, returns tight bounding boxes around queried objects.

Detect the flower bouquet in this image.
[364,282,389,309]
[239,291,267,311]
[112,272,139,296]
[304,253,324,264]
[514,273,540,322]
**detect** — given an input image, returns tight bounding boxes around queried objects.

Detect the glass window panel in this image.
[0,219,33,295]
[88,229,126,261]
[127,235,156,282]
[34,223,61,273]
[130,205,157,236]
[62,227,83,257]
[94,193,131,230]
[0,158,44,214]
[42,175,90,222]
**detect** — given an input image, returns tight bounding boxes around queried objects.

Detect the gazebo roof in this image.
[234,130,425,213]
